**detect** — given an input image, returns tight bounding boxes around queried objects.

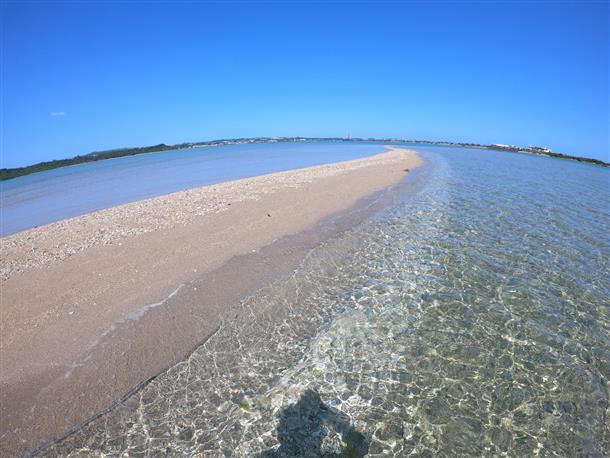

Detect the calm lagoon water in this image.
[0,142,386,236]
[40,146,610,457]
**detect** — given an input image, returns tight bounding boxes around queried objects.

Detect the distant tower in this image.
[347,132,351,140]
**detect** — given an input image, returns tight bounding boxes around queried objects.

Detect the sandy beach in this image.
[0,146,420,456]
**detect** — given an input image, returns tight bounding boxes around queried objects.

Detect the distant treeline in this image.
[2,137,608,181]
[531,151,608,167]
[481,144,609,167]
[0,144,178,180]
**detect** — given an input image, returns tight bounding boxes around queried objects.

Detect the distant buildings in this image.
[528,146,552,153]
[3,137,604,181]
[491,143,518,150]
[491,144,553,154]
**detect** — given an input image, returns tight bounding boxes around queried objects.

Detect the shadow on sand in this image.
[259,389,369,457]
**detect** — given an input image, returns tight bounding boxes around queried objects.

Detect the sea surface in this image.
[39,146,609,457]
[0,141,386,236]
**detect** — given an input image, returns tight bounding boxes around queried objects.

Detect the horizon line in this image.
[1,136,608,180]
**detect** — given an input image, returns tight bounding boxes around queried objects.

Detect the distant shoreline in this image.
[2,137,607,181]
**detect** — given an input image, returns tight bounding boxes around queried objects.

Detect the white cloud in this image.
[50,111,65,117]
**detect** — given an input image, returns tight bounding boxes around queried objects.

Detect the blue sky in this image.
[1,1,608,167]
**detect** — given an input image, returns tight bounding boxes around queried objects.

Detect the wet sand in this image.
[0,146,420,456]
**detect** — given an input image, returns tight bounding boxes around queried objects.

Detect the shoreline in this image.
[1,146,421,457]
[2,145,410,279]
[2,137,606,182]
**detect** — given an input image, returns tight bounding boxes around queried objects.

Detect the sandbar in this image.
[0,146,420,456]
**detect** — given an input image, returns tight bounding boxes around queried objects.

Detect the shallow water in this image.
[39,147,609,457]
[0,141,385,236]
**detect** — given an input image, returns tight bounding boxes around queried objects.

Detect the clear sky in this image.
[1,1,608,168]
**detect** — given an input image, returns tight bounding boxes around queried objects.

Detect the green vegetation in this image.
[533,150,608,166]
[239,400,251,412]
[0,143,175,180]
[2,137,607,181]
[484,144,609,167]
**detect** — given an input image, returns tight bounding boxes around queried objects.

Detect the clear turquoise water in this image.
[0,142,385,236]
[39,146,609,457]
